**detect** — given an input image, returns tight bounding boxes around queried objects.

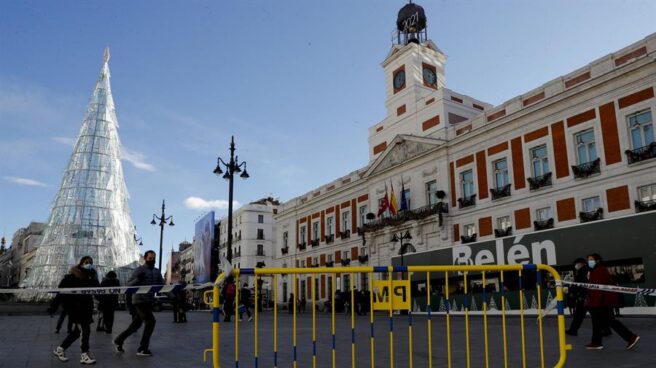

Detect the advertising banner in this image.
[194,211,215,283]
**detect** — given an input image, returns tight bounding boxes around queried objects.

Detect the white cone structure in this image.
[22,49,141,294]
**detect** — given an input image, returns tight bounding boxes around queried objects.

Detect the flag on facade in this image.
[389,181,399,215]
[377,184,390,217]
[400,179,408,212]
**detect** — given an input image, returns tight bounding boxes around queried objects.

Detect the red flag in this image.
[378,184,389,217]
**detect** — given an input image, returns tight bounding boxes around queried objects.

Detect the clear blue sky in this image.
[1,1,655,270]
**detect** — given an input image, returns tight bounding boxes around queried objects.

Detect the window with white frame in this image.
[575,129,597,164]
[312,222,319,240]
[300,226,306,243]
[327,254,333,263]
[360,247,367,256]
[638,184,656,202]
[401,188,411,210]
[312,257,318,266]
[463,223,476,236]
[530,145,550,177]
[342,211,350,232]
[342,250,349,260]
[425,180,438,206]
[258,214,264,224]
[582,196,601,212]
[283,231,288,247]
[460,170,475,197]
[300,260,306,268]
[628,109,654,149]
[257,244,264,256]
[327,217,334,236]
[536,207,552,221]
[493,159,509,188]
[359,205,368,226]
[497,216,512,230]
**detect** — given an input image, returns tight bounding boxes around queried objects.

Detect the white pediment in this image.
[364,135,444,177]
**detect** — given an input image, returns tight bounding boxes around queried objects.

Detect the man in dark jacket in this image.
[566,258,588,336]
[585,253,640,350]
[239,283,252,322]
[50,256,100,365]
[114,250,164,357]
[96,271,120,333]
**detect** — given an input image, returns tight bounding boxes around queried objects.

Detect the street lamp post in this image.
[213,136,249,264]
[151,200,175,271]
[391,230,416,273]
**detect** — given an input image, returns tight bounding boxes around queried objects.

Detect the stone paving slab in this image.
[0,310,653,367]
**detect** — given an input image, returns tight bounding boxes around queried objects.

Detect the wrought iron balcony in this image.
[281,246,289,255]
[362,203,447,232]
[357,227,364,236]
[257,251,265,256]
[310,239,319,247]
[358,254,369,263]
[325,234,335,244]
[579,208,603,223]
[298,242,307,251]
[494,227,513,238]
[460,233,477,244]
[527,172,552,190]
[340,258,351,266]
[625,142,656,164]
[257,234,265,240]
[340,230,351,239]
[533,218,554,231]
[490,184,511,200]
[635,199,656,213]
[325,261,334,267]
[457,194,477,209]
[572,158,601,179]
[311,263,320,268]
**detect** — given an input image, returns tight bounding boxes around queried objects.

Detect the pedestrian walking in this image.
[221,276,236,322]
[96,271,120,333]
[172,286,188,323]
[585,253,640,350]
[566,258,588,336]
[113,250,164,357]
[300,296,307,314]
[50,256,100,365]
[239,283,253,322]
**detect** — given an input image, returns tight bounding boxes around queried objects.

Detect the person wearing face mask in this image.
[114,250,164,357]
[51,256,100,365]
[585,253,640,350]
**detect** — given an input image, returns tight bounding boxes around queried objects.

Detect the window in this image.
[425,180,438,206]
[575,129,597,164]
[536,207,552,221]
[312,222,319,240]
[300,227,306,243]
[258,215,264,224]
[342,250,349,260]
[530,145,550,177]
[493,159,509,188]
[257,228,264,240]
[628,109,654,149]
[463,224,476,236]
[257,244,264,256]
[360,247,367,256]
[283,232,288,247]
[342,211,350,232]
[401,188,411,210]
[327,217,334,235]
[300,260,306,268]
[359,205,368,226]
[460,170,475,197]
[497,216,512,230]
[327,254,333,263]
[312,257,318,266]
[582,196,601,212]
[638,184,656,201]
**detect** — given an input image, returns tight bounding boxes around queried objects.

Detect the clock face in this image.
[393,70,406,90]
[423,67,437,87]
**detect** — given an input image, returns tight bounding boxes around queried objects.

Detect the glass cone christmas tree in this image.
[22,48,141,295]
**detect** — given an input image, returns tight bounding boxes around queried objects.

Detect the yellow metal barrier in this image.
[204,264,571,368]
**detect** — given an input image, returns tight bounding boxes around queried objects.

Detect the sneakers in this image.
[137,348,152,357]
[52,346,68,362]
[585,343,604,350]
[248,316,253,322]
[626,335,640,350]
[80,352,96,365]
[113,339,124,353]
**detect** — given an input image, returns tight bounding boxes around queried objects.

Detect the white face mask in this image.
[587,260,597,269]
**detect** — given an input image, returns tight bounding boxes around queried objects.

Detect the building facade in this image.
[273,5,656,303]
[0,222,44,288]
[165,240,192,285]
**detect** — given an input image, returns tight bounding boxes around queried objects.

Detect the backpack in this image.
[226,283,236,299]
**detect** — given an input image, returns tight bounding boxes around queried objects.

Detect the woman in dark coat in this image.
[585,253,640,350]
[51,256,100,365]
[96,271,120,333]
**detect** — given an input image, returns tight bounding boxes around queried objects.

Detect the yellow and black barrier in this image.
[203,264,571,368]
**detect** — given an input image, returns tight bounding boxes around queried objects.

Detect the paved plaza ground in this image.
[0,309,653,367]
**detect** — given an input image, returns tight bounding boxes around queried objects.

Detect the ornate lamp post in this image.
[213,136,249,263]
[151,200,175,271]
[391,230,416,271]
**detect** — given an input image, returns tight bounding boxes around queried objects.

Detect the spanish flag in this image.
[389,181,399,216]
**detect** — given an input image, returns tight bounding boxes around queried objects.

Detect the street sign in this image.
[372,280,411,310]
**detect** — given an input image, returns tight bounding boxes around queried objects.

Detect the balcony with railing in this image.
[298,242,307,251]
[325,260,334,267]
[310,239,319,247]
[339,230,351,240]
[460,233,477,244]
[257,234,265,240]
[533,218,554,231]
[281,246,289,255]
[527,172,552,190]
[635,199,656,213]
[572,158,601,179]
[494,227,513,238]
[579,208,603,223]
[340,258,351,266]
[325,234,335,244]
[457,194,476,209]
[358,254,369,263]
[490,184,511,200]
[625,142,656,164]
[362,203,448,232]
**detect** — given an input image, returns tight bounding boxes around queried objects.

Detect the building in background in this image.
[273,3,656,303]
[0,222,44,288]
[165,240,192,285]
[179,240,195,284]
